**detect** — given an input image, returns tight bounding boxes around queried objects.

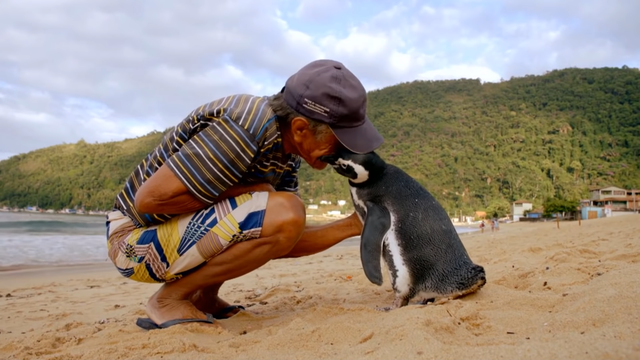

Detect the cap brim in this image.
[331,116,384,154]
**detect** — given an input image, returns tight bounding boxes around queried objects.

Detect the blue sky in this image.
[0,0,638,160]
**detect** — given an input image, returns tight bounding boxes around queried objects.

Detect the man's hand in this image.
[346,211,363,234]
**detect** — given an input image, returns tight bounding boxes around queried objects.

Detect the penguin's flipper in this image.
[360,201,390,286]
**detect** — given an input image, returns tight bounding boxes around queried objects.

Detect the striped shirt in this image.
[113,94,300,228]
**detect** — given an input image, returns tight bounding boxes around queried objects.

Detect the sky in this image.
[0,0,638,161]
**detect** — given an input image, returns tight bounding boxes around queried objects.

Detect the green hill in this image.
[1,67,639,216]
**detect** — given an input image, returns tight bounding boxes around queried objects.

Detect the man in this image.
[106,59,384,330]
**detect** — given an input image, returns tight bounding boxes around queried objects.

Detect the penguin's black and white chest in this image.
[349,185,414,302]
[349,186,367,223]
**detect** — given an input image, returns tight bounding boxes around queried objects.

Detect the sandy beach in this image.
[1,215,639,360]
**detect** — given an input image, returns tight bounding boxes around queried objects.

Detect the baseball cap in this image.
[282,59,384,154]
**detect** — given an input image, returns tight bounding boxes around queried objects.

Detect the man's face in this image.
[291,118,340,170]
[300,132,340,170]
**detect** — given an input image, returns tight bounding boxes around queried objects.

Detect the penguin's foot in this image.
[375,295,410,311]
[418,298,436,305]
[447,278,486,301]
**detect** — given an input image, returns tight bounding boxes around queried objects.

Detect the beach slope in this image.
[1,215,639,360]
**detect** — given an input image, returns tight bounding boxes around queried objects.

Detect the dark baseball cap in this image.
[282,59,383,154]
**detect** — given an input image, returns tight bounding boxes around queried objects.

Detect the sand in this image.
[1,215,639,360]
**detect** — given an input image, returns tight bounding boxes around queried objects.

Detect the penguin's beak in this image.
[319,155,337,164]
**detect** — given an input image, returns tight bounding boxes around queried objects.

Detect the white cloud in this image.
[0,83,171,159]
[294,0,352,21]
[420,5,436,15]
[319,28,435,89]
[0,0,637,160]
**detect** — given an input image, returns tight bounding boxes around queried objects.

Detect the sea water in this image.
[0,212,108,267]
[0,212,478,267]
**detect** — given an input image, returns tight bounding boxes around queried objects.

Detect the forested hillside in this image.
[1,67,638,216]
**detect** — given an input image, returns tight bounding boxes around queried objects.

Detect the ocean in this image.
[0,212,479,267]
[0,212,108,267]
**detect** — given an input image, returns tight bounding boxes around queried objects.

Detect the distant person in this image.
[105,60,384,330]
[479,220,485,233]
[490,219,495,232]
[493,219,500,232]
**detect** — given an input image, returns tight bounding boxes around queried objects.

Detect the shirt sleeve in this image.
[165,115,258,205]
[275,155,301,196]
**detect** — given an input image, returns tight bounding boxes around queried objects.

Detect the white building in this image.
[512,200,533,221]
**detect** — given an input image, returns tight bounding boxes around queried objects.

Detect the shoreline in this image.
[0,216,623,274]
[0,209,108,216]
[0,261,113,274]
[0,227,483,269]
[0,209,482,269]
[0,220,511,272]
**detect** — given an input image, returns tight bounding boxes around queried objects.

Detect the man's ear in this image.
[290,117,311,140]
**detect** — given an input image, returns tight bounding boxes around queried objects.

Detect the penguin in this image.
[320,149,486,310]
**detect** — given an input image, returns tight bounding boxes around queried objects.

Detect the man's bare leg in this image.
[187,211,364,316]
[144,192,306,325]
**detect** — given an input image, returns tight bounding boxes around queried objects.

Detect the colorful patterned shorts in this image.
[106,192,269,283]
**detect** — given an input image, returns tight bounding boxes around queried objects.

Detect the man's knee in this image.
[262,192,305,252]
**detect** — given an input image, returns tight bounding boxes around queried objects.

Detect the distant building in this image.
[337,200,347,207]
[319,200,332,205]
[307,204,318,210]
[512,200,533,222]
[526,209,544,219]
[582,206,605,220]
[326,210,342,216]
[585,186,639,212]
[474,211,487,219]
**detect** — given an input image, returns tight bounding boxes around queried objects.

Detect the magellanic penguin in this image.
[320,149,486,310]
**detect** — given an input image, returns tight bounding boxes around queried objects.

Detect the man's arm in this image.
[278,212,363,258]
[135,164,275,214]
[135,164,206,214]
[270,156,361,258]
[135,116,265,215]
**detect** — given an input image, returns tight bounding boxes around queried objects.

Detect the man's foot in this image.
[145,287,212,326]
[136,313,217,330]
[190,289,244,319]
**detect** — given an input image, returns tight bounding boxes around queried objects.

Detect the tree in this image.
[485,198,511,218]
[1,67,639,212]
[543,198,579,218]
